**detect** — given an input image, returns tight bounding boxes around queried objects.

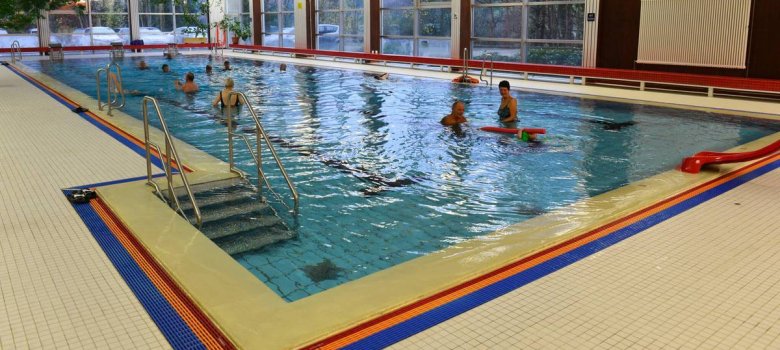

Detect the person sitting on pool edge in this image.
[162,64,170,73]
[174,72,199,93]
[212,77,244,109]
[441,101,467,126]
[497,80,518,128]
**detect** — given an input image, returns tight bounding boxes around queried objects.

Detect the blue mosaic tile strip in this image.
[344,158,780,350]
[3,64,166,170]
[66,192,206,350]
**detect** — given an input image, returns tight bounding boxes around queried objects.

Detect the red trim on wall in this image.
[232,44,780,92]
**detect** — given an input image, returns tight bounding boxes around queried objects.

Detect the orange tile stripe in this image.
[10,65,192,172]
[91,198,235,350]
[305,152,780,350]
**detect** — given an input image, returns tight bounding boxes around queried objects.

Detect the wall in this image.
[596,0,780,79]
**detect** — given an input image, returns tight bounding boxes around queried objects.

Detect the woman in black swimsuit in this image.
[211,77,243,108]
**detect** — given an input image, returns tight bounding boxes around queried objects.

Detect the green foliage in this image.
[527,46,582,66]
[0,0,71,30]
[218,17,251,40]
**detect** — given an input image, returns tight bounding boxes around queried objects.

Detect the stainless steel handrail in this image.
[479,54,495,88]
[142,97,202,227]
[96,62,126,116]
[10,41,21,63]
[226,92,299,213]
[462,48,468,80]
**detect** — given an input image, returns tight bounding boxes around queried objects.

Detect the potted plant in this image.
[230,19,252,45]
[217,18,251,45]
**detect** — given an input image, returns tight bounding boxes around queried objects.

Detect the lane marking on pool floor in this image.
[303,153,780,349]
[3,63,191,172]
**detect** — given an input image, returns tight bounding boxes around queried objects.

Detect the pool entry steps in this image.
[141,96,298,256]
[163,178,296,255]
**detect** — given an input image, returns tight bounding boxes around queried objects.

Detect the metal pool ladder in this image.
[10,41,22,63]
[479,53,494,88]
[142,97,202,228]
[226,92,300,215]
[96,62,126,116]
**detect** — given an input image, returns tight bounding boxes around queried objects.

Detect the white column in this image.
[450,0,460,59]
[582,0,599,67]
[129,0,140,43]
[364,0,371,52]
[38,11,51,48]
[294,0,308,48]
[211,0,225,45]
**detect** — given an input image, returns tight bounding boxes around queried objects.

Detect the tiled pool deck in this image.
[1,52,778,349]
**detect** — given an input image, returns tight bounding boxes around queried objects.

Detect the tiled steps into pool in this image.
[164,178,295,255]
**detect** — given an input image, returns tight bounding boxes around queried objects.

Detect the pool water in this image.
[27,56,780,301]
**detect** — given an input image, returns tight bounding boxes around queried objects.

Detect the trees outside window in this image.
[316,0,364,52]
[261,0,294,47]
[381,0,451,58]
[472,0,583,66]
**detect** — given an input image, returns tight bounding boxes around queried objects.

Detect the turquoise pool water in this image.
[27,56,780,301]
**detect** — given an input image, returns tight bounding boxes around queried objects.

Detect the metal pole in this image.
[227,101,234,171]
[206,0,212,45]
[165,140,174,208]
[143,100,152,184]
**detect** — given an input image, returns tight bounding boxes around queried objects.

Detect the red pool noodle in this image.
[479,126,546,135]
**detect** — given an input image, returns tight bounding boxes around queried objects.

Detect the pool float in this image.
[452,75,480,84]
[480,126,546,142]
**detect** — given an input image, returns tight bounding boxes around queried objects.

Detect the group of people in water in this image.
[441,80,519,130]
[126,57,257,110]
[122,55,522,136]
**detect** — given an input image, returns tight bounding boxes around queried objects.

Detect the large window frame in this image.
[261,0,294,47]
[380,0,452,57]
[315,0,364,52]
[471,0,584,65]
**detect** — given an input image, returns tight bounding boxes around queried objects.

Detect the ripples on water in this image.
[28,56,780,300]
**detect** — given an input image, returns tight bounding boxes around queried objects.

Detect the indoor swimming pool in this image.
[25,56,780,301]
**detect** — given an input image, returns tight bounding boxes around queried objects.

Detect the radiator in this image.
[637,0,751,69]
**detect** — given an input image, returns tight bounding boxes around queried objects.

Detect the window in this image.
[262,0,294,47]
[471,0,584,66]
[138,0,174,45]
[89,0,129,45]
[316,0,364,52]
[381,0,451,57]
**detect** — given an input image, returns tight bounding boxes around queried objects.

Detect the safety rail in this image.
[212,43,224,59]
[479,54,494,88]
[109,42,124,59]
[49,43,64,60]
[96,62,126,116]
[231,44,780,98]
[10,41,22,63]
[461,48,468,80]
[142,97,202,228]
[226,91,300,214]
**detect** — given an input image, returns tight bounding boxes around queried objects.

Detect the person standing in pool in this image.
[212,77,243,108]
[162,64,171,73]
[205,65,213,74]
[497,80,518,128]
[441,101,468,126]
[223,60,232,71]
[174,72,199,93]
